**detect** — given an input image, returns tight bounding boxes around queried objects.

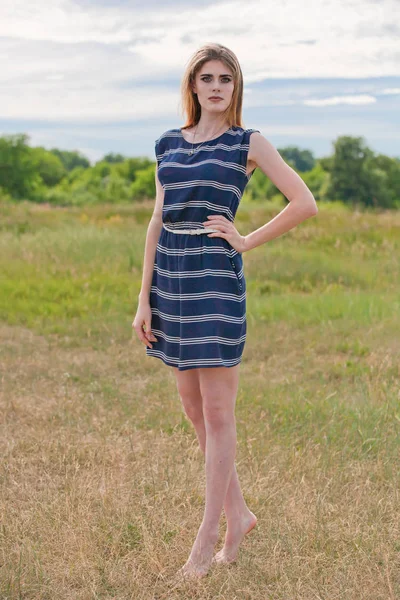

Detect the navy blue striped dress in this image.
[145,125,260,371]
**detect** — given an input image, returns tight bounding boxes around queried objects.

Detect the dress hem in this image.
[146,351,242,371]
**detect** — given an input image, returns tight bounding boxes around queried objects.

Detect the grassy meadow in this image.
[0,198,399,599]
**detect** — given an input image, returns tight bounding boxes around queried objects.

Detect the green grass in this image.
[1,199,400,599]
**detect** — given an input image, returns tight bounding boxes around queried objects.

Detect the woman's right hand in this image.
[132,301,158,349]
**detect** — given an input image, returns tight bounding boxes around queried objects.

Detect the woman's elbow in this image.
[292,192,318,217]
[303,192,318,216]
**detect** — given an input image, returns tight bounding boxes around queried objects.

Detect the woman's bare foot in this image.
[176,525,219,579]
[212,510,257,564]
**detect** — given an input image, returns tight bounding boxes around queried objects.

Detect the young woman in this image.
[133,43,318,579]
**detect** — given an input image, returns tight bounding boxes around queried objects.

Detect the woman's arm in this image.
[137,169,165,305]
[243,132,318,252]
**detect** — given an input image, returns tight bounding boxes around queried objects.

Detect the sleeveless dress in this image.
[145,125,261,371]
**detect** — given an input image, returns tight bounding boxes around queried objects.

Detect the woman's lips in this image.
[209,97,223,102]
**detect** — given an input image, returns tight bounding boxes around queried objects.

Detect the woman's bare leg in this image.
[172,365,256,576]
[172,366,255,528]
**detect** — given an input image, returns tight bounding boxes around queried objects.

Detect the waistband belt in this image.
[163,223,219,235]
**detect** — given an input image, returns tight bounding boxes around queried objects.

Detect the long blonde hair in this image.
[179,43,245,131]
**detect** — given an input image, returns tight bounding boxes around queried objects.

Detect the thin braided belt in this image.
[162,223,219,235]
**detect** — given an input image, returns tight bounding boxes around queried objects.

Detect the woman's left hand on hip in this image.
[203,215,246,253]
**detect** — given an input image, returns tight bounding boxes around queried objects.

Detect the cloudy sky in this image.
[1,0,399,163]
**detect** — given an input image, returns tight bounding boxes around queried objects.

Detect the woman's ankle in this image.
[224,505,253,525]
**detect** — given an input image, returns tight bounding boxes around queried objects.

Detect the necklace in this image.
[188,123,228,156]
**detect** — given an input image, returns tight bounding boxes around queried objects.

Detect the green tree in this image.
[130,165,156,199]
[371,154,400,208]
[0,134,42,199]
[100,174,132,203]
[322,136,397,207]
[102,152,126,164]
[31,147,67,187]
[302,162,331,201]
[50,148,90,171]
[278,146,315,172]
[91,160,112,178]
[114,157,154,182]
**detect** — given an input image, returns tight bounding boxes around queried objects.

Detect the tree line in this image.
[0,133,399,208]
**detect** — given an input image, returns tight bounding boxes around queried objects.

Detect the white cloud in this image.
[304,95,377,106]
[0,0,399,122]
[46,74,65,81]
[256,118,400,142]
[1,81,181,121]
[1,0,139,44]
[381,88,400,95]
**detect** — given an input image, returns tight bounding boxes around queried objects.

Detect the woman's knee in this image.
[202,401,236,431]
[199,368,238,428]
[172,367,203,423]
[180,393,204,423]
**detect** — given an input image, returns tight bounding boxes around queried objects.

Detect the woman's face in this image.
[191,59,235,115]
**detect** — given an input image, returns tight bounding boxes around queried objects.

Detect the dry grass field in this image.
[0,199,399,599]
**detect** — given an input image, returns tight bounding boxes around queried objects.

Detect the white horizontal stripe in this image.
[157,128,245,143]
[224,129,245,138]
[162,200,234,220]
[161,199,234,216]
[146,348,241,367]
[163,181,242,201]
[154,265,244,279]
[156,242,239,258]
[150,329,246,346]
[150,307,245,324]
[150,285,245,302]
[158,142,251,162]
[162,220,207,228]
[159,158,247,175]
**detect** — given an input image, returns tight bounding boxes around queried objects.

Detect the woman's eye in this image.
[202,77,231,83]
